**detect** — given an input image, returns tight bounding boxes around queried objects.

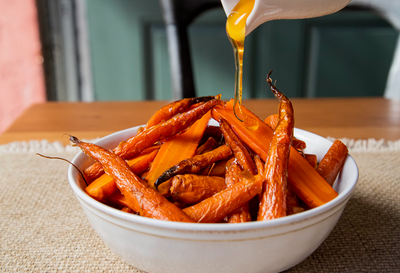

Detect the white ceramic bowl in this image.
[68,124,358,273]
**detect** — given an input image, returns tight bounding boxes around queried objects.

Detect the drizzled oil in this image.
[226,0,259,131]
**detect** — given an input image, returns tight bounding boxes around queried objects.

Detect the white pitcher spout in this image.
[221,0,351,36]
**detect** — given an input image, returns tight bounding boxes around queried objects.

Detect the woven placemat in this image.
[0,139,399,272]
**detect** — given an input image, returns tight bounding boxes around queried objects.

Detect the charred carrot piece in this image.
[144,96,217,130]
[219,118,256,175]
[154,144,232,189]
[145,111,212,187]
[225,158,252,223]
[211,101,338,208]
[316,140,348,186]
[183,173,263,223]
[71,136,194,222]
[85,149,158,201]
[195,137,218,155]
[258,74,294,221]
[84,98,222,182]
[169,174,227,205]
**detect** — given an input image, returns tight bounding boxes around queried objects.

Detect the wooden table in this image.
[1,97,400,145]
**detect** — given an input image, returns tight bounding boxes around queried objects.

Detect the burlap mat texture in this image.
[1,139,399,272]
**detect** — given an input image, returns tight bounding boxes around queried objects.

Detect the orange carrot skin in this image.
[207,159,229,177]
[304,154,318,168]
[316,140,348,186]
[264,114,278,130]
[183,173,263,223]
[154,144,233,188]
[170,174,227,205]
[265,114,306,151]
[71,136,194,222]
[106,191,130,208]
[258,83,294,221]
[292,138,307,151]
[225,158,252,223]
[195,137,218,155]
[219,118,256,175]
[115,99,222,160]
[211,100,338,208]
[144,96,216,130]
[146,111,211,187]
[85,149,158,201]
[84,99,222,182]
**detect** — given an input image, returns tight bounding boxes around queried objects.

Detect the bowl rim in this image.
[68,125,359,232]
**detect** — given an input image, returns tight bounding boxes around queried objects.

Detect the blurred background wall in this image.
[0,0,46,133]
[37,0,396,102]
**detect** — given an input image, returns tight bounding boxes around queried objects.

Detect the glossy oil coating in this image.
[71,136,194,223]
[258,73,294,220]
[84,98,222,182]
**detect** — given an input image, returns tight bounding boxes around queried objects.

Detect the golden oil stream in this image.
[226,0,259,131]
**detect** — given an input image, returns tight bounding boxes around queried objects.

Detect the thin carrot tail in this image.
[266,71,289,102]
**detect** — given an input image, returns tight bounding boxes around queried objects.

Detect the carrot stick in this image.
[71,136,194,222]
[145,111,212,187]
[195,137,218,155]
[265,114,306,151]
[183,173,263,223]
[264,114,278,130]
[105,191,130,208]
[212,100,338,208]
[170,174,227,205]
[304,154,318,168]
[85,149,158,201]
[84,98,222,182]
[316,140,348,186]
[219,118,256,175]
[225,158,252,223]
[258,77,294,221]
[154,144,232,189]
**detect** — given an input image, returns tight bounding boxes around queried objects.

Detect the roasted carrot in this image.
[292,138,307,151]
[70,136,194,222]
[182,173,262,223]
[195,137,218,155]
[225,158,252,223]
[170,174,227,205]
[316,140,348,186]
[84,98,222,182]
[258,74,294,221]
[225,158,242,187]
[211,100,338,208]
[145,111,212,187]
[253,155,264,176]
[304,154,318,168]
[207,159,229,177]
[106,191,130,207]
[202,125,223,145]
[85,149,158,201]
[219,118,256,175]
[154,144,232,189]
[264,114,278,130]
[144,96,217,130]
